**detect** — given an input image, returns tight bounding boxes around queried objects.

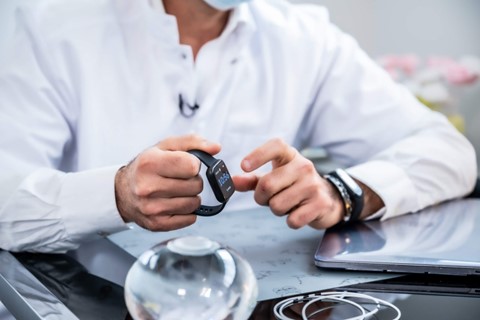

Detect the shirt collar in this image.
[149,0,165,13]
[221,2,256,40]
[149,0,256,41]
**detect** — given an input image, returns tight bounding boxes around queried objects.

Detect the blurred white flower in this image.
[377,54,480,132]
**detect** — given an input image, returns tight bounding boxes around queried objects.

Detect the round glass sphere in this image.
[124,236,258,320]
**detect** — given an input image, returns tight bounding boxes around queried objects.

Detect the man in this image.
[0,0,476,252]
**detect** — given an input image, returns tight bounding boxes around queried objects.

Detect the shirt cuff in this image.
[346,160,420,220]
[58,165,129,242]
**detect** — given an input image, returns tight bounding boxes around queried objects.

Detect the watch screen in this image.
[211,160,235,202]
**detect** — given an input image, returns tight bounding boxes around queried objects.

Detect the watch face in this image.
[208,160,235,203]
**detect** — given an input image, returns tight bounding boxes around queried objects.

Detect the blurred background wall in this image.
[292,0,480,170]
[1,0,479,169]
[0,0,16,61]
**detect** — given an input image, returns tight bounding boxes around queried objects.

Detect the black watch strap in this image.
[187,149,217,167]
[324,169,364,223]
[194,203,226,217]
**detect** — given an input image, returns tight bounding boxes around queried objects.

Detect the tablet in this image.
[314,199,480,276]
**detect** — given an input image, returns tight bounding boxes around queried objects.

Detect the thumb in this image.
[157,134,221,155]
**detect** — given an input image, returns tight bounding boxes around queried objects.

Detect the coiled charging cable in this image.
[273,291,401,320]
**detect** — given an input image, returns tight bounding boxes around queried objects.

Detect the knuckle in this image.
[287,211,309,229]
[145,217,170,232]
[135,150,155,171]
[186,158,201,176]
[133,181,153,197]
[142,218,157,231]
[271,137,286,147]
[254,191,268,206]
[189,196,201,211]
[269,198,284,216]
[258,177,273,193]
[298,159,315,174]
[286,217,302,229]
[138,199,158,216]
[187,215,197,226]
[308,219,325,230]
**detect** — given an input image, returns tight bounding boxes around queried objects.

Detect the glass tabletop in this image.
[3,249,480,320]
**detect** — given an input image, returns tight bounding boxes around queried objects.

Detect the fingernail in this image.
[243,159,251,171]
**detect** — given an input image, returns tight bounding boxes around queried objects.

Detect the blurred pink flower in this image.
[426,56,478,85]
[377,54,479,86]
[377,54,420,77]
[446,64,478,85]
[426,56,456,68]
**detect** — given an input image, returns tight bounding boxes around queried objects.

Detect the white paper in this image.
[109,207,396,301]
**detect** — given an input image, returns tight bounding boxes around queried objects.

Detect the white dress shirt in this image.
[0,0,476,252]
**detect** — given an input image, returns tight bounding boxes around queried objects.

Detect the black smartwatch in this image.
[187,150,235,216]
[323,168,364,223]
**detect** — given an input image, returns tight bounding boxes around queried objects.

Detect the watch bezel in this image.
[334,169,363,197]
[207,159,235,203]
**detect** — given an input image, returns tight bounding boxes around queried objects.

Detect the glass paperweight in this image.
[124,236,258,320]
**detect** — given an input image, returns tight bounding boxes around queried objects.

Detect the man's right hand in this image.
[114,134,221,231]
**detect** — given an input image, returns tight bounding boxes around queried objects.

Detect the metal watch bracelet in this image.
[324,174,354,222]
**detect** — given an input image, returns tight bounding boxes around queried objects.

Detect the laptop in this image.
[314,198,480,276]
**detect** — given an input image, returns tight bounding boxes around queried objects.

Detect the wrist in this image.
[114,165,131,223]
[355,179,385,220]
[324,178,347,223]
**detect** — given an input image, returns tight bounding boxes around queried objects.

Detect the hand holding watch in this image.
[188,150,235,216]
[187,150,364,224]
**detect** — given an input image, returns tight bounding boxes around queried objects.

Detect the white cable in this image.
[319,292,381,320]
[273,295,309,320]
[301,295,365,320]
[273,291,402,320]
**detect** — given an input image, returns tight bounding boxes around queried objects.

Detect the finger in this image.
[133,149,201,179]
[232,174,259,192]
[157,134,221,155]
[254,164,297,205]
[267,162,326,214]
[137,196,201,216]
[133,173,203,198]
[286,197,343,230]
[148,176,203,198]
[308,206,344,230]
[285,204,321,229]
[241,138,297,172]
[140,214,197,232]
[268,181,307,216]
[308,212,342,230]
[156,150,203,178]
